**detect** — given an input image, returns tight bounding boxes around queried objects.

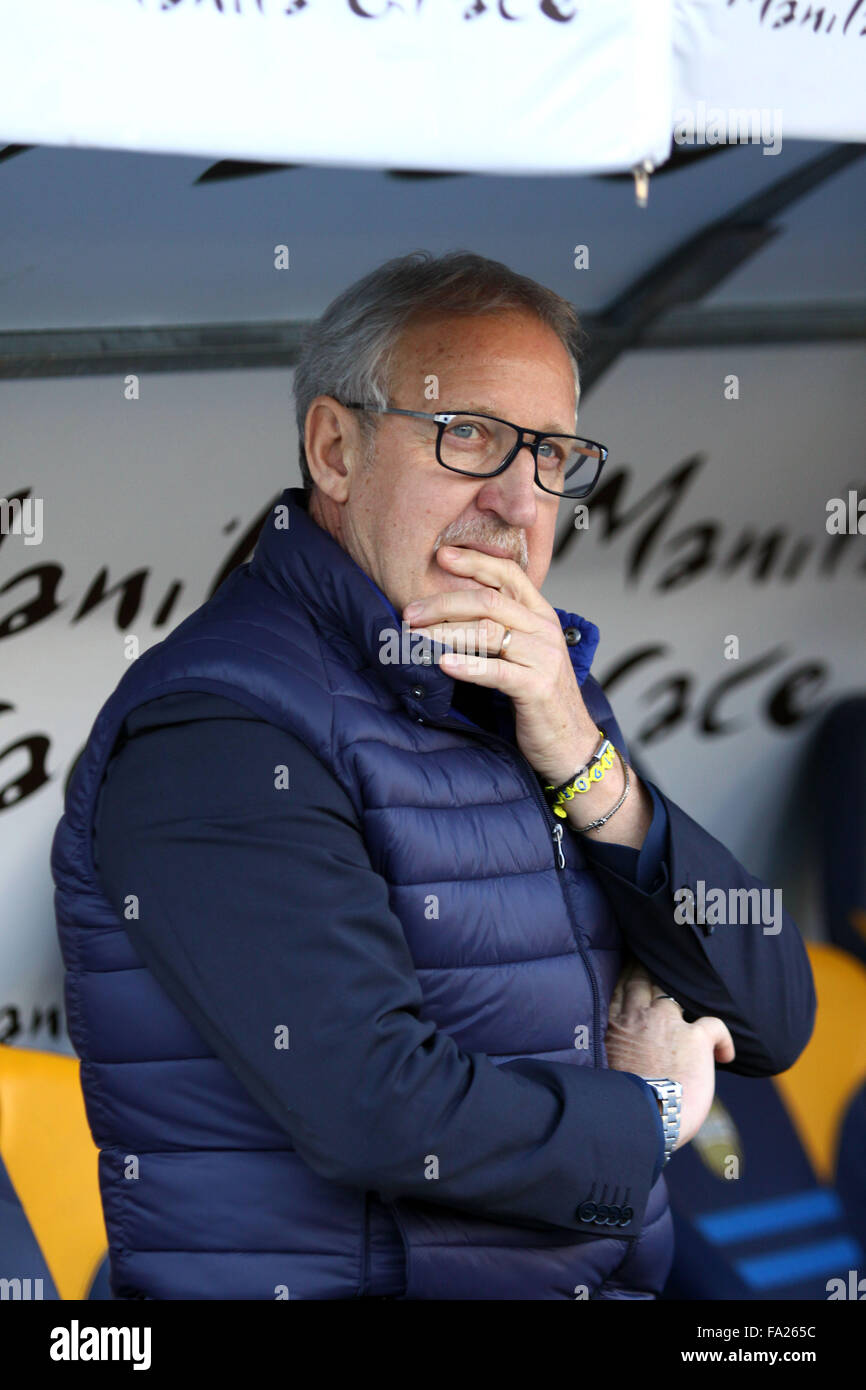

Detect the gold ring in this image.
[498,627,513,658]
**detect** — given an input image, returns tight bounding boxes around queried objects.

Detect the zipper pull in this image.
[632,158,654,208]
[552,822,566,869]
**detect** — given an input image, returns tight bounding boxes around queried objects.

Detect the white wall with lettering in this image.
[1,341,863,1053]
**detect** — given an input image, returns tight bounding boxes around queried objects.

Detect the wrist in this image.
[542,725,600,790]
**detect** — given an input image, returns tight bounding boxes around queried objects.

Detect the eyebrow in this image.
[454,403,576,436]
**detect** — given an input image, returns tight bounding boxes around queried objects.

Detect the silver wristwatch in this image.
[643,1077,682,1166]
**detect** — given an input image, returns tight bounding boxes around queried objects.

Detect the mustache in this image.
[433,520,529,571]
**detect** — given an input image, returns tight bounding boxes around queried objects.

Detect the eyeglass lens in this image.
[438,415,602,496]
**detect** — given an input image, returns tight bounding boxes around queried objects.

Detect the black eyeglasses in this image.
[340,403,608,499]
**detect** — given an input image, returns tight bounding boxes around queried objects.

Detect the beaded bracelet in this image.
[543,728,617,819]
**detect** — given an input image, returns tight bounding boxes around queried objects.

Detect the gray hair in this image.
[292,249,585,496]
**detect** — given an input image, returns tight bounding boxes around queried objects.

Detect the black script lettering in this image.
[0,734,51,809]
[766,662,830,727]
[554,455,705,580]
[0,565,64,640]
[657,523,718,591]
[700,647,788,735]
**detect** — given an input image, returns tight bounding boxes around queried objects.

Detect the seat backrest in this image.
[810,697,866,968]
[0,1151,59,1300]
[0,1044,107,1301]
[774,942,866,1184]
[662,942,866,1299]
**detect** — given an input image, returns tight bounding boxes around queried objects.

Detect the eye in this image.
[447,420,485,441]
[538,440,567,464]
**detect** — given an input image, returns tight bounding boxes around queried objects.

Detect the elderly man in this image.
[52,250,815,1301]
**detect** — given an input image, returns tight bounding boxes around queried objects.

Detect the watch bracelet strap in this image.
[644,1077,682,1166]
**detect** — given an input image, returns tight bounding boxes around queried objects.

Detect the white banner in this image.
[674,0,866,147]
[0,0,673,175]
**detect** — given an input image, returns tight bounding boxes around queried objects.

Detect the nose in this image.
[473,440,540,529]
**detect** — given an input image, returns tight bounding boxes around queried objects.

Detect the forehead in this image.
[391,308,576,399]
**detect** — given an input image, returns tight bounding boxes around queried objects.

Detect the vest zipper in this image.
[420,713,601,1068]
[360,1190,370,1297]
[552,822,566,869]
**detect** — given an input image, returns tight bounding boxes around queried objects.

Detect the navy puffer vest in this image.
[51,487,672,1299]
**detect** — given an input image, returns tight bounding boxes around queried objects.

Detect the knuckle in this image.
[485,588,504,614]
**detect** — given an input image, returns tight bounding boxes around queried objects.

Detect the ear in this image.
[304,397,363,503]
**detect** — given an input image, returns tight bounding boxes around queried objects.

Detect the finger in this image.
[437,650,522,689]
[609,959,632,1017]
[411,619,507,661]
[404,585,537,635]
[651,995,685,1017]
[608,953,643,1023]
[416,620,544,671]
[434,544,554,616]
[623,957,655,1010]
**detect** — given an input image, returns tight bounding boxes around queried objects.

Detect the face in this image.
[305,308,578,615]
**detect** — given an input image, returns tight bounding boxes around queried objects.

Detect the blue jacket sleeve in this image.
[93,693,665,1240]
[577,676,817,1077]
[578,782,669,893]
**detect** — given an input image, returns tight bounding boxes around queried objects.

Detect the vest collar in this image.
[250,487,600,722]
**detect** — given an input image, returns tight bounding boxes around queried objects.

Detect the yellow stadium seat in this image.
[0,1044,107,1301]
[1,941,862,1301]
[773,942,866,1184]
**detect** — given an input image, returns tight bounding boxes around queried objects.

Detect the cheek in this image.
[527,557,548,590]
[529,514,558,581]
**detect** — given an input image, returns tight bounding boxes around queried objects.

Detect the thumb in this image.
[694,1015,736,1065]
